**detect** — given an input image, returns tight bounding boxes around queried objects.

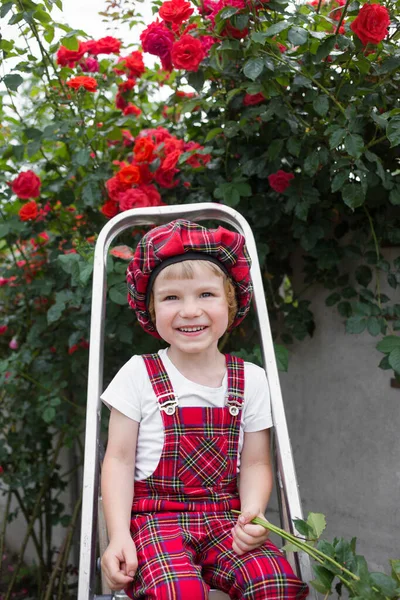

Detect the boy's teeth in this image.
[179,326,205,332]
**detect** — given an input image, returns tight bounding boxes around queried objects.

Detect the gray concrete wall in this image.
[278,265,400,574]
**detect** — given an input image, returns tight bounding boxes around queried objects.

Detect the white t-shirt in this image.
[101,348,273,481]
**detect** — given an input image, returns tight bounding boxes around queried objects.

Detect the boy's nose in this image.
[179,297,201,317]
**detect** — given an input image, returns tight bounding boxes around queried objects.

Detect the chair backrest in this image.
[77,203,315,600]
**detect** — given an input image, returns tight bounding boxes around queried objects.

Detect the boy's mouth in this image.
[177,326,207,333]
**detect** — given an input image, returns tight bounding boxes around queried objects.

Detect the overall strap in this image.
[225,354,245,417]
[142,353,178,416]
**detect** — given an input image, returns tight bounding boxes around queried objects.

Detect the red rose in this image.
[140,20,175,61]
[123,104,142,117]
[91,36,121,55]
[0,325,8,335]
[80,57,99,72]
[66,76,98,92]
[12,170,41,199]
[134,138,156,162]
[171,35,205,71]
[184,141,211,168]
[106,176,129,201]
[155,167,179,188]
[115,52,145,77]
[350,3,390,45]
[268,170,295,193]
[56,42,86,67]
[118,78,136,93]
[119,185,162,211]
[162,149,182,171]
[19,201,39,221]
[159,0,194,25]
[116,165,142,186]
[101,200,119,219]
[243,92,265,106]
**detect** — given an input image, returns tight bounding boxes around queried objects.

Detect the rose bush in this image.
[1,0,400,596]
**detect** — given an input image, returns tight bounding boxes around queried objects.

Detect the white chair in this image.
[77,203,315,599]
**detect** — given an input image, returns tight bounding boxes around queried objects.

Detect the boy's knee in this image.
[146,578,208,599]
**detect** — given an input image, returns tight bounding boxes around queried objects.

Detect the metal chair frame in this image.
[77,203,316,599]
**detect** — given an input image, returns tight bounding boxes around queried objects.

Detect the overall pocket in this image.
[178,435,228,489]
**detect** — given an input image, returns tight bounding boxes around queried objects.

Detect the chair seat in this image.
[209,591,229,599]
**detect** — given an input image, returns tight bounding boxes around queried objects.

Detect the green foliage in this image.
[0,0,400,596]
[242,511,400,599]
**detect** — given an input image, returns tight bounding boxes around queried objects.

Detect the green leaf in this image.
[388,347,400,374]
[346,316,366,334]
[264,21,291,37]
[60,35,79,50]
[315,35,337,61]
[387,117,400,147]
[307,513,326,538]
[288,26,308,46]
[0,223,10,238]
[331,170,349,193]
[313,95,329,116]
[370,572,399,597]
[311,566,334,593]
[287,137,301,157]
[303,151,319,177]
[42,406,56,423]
[205,127,223,142]
[109,282,128,305]
[376,335,400,353]
[243,57,264,81]
[390,559,400,584]
[274,344,288,372]
[218,6,239,19]
[341,183,365,209]
[47,302,66,324]
[293,518,314,537]
[74,149,91,167]
[329,128,346,149]
[0,2,13,18]
[389,186,400,206]
[344,133,364,159]
[2,73,24,91]
[367,317,381,336]
[326,292,341,306]
[355,265,372,287]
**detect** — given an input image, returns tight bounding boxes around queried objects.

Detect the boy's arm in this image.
[232,428,273,555]
[101,407,139,589]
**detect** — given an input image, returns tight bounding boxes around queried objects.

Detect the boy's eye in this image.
[164,295,178,301]
[200,292,213,298]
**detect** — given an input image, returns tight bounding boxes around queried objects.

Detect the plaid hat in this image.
[126,219,252,337]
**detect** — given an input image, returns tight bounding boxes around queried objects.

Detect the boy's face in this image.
[152,261,229,356]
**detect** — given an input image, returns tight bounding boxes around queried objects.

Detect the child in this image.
[101,219,309,599]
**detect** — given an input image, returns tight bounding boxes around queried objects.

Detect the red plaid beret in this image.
[126,219,253,338]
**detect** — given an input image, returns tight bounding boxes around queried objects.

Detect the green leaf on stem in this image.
[387,116,400,147]
[274,344,288,372]
[288,26,308,46]
[243,57,264,81]
[264,21,291,36]
[341,183,365,209]
[388,347,400,374]
[344,133,364,159]
[2,74,24,91]
[313,95,329,116]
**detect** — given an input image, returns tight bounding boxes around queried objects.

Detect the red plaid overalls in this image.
[127,353,309,599]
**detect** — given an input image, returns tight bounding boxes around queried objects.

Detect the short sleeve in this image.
[101,355,142,422]
[243,363,273,432]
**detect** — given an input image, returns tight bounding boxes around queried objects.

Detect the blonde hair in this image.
[148,260,238,328]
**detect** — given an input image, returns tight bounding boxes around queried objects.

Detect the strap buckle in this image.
[225,394,243,417]
[158,393,178,416]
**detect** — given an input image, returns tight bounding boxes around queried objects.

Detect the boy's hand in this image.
[101,533,138,590]
[232,505,269,555]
